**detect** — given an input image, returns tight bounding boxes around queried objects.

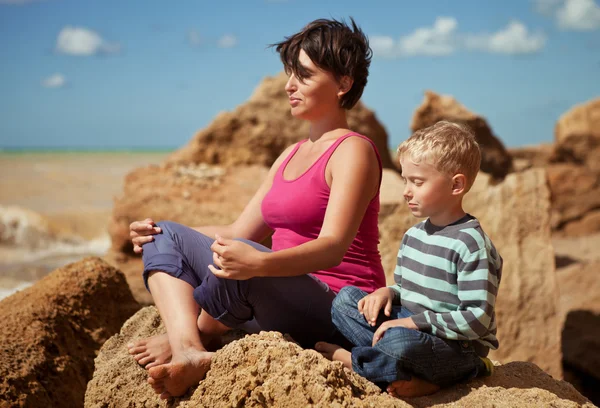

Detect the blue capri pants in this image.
[141,221,344,348]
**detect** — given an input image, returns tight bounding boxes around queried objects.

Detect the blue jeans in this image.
[332,286,485,387]
[141,221,343,348]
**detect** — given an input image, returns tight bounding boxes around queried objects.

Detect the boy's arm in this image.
[409,234,502,341]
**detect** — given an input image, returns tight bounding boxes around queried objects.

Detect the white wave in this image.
[0,233,110,265]
[0,205,75,249]
[0,281,33,301]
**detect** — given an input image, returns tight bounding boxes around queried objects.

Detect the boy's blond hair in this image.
[397,121,481,192]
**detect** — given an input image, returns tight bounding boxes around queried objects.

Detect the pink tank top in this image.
[261,133,386,294]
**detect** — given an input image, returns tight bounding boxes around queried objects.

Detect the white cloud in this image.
[371,18,545,58]
[187,29,202,47]
[465,21,546,54]
[41,73,66,88]
[557,0,600,30]
[55,26,120,56]
[533,0,600,30]
[371,17,458,58]
[217,34,237,48]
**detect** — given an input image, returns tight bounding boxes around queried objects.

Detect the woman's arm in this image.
[131,144,296,252]
[258,137,380,276]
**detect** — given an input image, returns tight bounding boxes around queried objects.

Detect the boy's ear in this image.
[337,76,354,98]
[451,174,467,196]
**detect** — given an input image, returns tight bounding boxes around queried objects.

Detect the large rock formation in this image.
[410,91,513,179]
[85,307,593,408]
[165,72,396,170]
[106,164,268,303]
[511,98,600,237]
[548,98,600,236]
[0,257,140,408]
[552,97,600,170]
[378,168,562,379]
[557,256,600,406]
[547,164,600,235]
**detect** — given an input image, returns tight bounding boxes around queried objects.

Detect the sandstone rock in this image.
[557,260,600,406]
[109,164,268,254]
[378,168,562,378]
[410,91,512,179]
[106,164,268,303]
[561,210,600,237]
[0,257,140,408]
[547,164,600,235]
[165,72,396,171]
[85,307,593,408]
[553,97,600,170]
[508,143,554,171]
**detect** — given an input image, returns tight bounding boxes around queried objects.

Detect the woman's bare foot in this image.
[315,342,352,370]
[127,333,172,369]
[147,349,214,399]
[387,378,440,398]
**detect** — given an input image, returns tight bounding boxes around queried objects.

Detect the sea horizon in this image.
[0,147,177,155]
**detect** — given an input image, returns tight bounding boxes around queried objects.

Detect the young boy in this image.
[316,120,502,398]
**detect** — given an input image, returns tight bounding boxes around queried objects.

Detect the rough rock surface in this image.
[378,168,562,378]
[106,164,268,303]
[546,164,600,236]
[165,72,396,170]
[85,307,593,408]
[410,91,513,179]
[543,98,600,236]
[557,260,600,406]
[0,257,140,408]
[109,164,266,254]
[552,97,600,170]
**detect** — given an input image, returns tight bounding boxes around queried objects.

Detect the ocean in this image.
[0,150,169,300]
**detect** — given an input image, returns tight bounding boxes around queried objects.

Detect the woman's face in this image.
[284,49,345,121]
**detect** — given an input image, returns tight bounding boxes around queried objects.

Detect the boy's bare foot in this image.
[147,349,214,399]
[314,342,352,370]
[387,378,440,398]
[127,334,172,369]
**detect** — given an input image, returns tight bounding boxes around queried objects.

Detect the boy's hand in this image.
[372,317,418,346]
[357,287,394,326]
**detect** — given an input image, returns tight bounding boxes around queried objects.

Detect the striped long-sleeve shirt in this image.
[389,214,503,356]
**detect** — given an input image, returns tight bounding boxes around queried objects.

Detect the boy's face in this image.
[399,155,455,223]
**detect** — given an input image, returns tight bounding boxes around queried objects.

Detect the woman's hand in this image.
[357,287,394,326]
[129,218,162,254]
[372,317,418,346]
[209,235,265,280]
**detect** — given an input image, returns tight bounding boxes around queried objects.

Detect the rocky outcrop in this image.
[410,91,513,179]
[165,72,396,170]
[108,164,267,254]
[547,164,600,235]
[85,307,593,408]
[552,97,600,170]
[0,257,140,408]
[557,259,600,406]
[511,98,600,237]
[106,164,268,304]
[378,168,562,379]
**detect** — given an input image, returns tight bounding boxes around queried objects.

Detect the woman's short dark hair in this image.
[272,18,372,110]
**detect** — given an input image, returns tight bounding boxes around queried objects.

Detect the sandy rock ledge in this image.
[85,307,595,408]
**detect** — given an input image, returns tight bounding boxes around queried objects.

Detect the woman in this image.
[127,18,386,399]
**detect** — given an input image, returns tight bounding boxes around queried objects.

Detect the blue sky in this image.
[0,0,599,150]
